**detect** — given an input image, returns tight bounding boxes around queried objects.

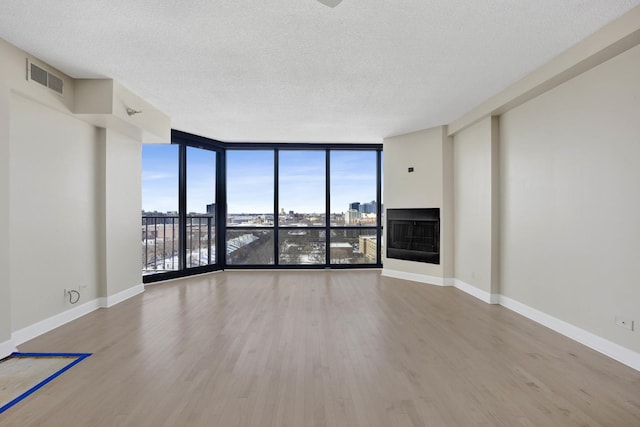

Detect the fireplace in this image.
[386,208,440,264]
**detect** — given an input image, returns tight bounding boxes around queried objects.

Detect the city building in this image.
[359,235,377,261]
[359,200,377,214]
[1,3,639,425]
[329,242,353,262]
[344,209,360,225]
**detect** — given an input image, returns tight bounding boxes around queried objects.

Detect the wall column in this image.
[0,88,15,356]
[452,116,500,303]
[98,128,144,306]
[489,116,500,298]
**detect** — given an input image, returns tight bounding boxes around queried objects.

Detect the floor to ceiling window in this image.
[329,150,379,265]
[278,150,326,265]
[141,144,179,275]
[142,130,382,283]
[226,150,275,265]
[186,146,217,268]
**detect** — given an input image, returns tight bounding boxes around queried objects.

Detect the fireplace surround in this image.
[386,208,440,264]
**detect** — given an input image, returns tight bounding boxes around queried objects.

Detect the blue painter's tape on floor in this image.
[0,352,92,414]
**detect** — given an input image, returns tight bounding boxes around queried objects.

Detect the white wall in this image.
[0,38,160,353]
[0,88,11,348]
[10,93,101,330]
[384,11,640,367]
[384,127,444,209]
[453,116,499,297]
[383,126,453,281]
[500,43,640,353]
[103,129,143,296]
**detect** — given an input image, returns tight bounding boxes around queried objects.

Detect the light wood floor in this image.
[2,270,639,426]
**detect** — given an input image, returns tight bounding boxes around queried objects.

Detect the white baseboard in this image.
[11,284,145,346]
[381,268,452,287]
[500,295,640,372]
[385,270,639,372]
[443,277,455,286]
[103,283,144,308]
[0,338,17,359]
[12,298,102,346]
[453,279,500,304]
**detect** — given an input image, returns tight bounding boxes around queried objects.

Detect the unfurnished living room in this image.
[1,1,640,426]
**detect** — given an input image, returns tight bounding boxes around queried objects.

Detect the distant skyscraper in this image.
[360,200,377,214]
[349,202,360,211]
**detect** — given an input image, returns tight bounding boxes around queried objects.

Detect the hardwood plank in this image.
[1,270,639,427]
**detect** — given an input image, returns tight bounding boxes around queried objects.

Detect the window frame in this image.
[143,130,382,283]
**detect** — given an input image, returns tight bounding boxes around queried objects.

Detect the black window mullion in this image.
[178,143,187,270]
[218,148,226,267]
[274,149,280,266]
[325,149,331,266]
[377,148,383,266]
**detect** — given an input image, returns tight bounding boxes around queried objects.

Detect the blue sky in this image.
[142,145,379,214]
[141,144,179,212]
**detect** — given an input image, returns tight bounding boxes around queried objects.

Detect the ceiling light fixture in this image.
[317,0,343,8]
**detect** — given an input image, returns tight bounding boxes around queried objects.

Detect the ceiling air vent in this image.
[27,59,64,96]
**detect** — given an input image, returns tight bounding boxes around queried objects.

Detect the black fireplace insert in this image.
[386,208,440,264]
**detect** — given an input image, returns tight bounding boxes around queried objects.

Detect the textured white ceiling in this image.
[1,0,638,142]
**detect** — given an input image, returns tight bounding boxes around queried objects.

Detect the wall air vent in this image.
[27,59,64,96]
[29,62,48,86]
[47,73,64,94]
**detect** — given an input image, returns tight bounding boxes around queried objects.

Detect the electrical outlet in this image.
[615,316,634,331]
